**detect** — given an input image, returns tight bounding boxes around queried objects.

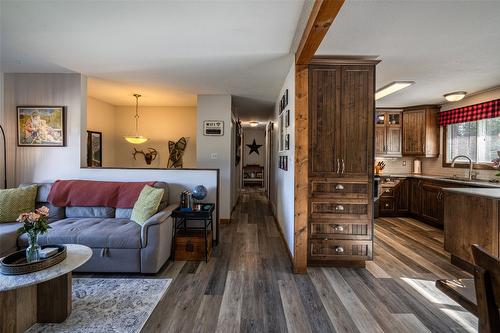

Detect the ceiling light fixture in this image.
[250,121,259,127]
[444,91,467,102]
[375,81,415,100]
[124,93,148,144]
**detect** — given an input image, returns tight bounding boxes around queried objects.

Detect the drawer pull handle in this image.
[335,205,344,211]
[335,246,344,254]
[332,225,344,232]
[335,184,344,190]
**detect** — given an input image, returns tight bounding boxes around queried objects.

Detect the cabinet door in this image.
[375,127,386,155]
[409,178,421,215]
[397,179,409,214]
[386,112,402,156]
[402,110,425,155]
[309,66,341,177]
[339,65,374,178]
[420,183,443,226]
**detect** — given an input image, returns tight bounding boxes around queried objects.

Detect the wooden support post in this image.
[293,0,345,273]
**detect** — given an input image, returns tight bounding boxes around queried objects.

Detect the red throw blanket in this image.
[47,180,155,208]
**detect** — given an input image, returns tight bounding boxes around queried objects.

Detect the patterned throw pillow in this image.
[0,185,38,223]
[130,185,164,225]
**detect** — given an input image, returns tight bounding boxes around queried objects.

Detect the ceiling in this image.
[317,0,500,108]
[1,0,306,110]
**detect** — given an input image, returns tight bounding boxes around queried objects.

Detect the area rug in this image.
[27,278,171,333]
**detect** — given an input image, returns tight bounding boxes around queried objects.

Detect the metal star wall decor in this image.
[246,139,262,155]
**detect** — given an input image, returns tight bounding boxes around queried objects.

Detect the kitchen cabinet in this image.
[378,178,409,217]
[420,183,444,226]
[402,106,440,157]
[380,177,470,228]
[308,58,378,267]
[375,110,402,157]
[309,64,373,178]
[444,190,499,272]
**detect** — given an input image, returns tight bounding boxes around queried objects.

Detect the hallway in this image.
[140,190,476,333]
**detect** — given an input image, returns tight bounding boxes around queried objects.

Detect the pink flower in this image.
[16,212,29,222]
[36,206,49,217]
[27,212,40,222]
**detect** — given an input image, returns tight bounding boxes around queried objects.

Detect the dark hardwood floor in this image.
[79,190,477,333]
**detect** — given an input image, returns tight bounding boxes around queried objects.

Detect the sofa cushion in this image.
[153,182,168,209]
[0,222,20,257]
[116,208,133,219]
[20,184,66,221]
[65,206,115,218]
[0,185,38,223]
[18,218,142,249]
[131,185,164,225]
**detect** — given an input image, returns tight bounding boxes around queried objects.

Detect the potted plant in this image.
[17,206,50,263]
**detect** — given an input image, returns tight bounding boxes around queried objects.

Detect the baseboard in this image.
[268,203,294,266]
[220,218,231,224]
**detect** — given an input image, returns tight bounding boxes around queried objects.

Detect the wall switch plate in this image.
[210,153,218,160]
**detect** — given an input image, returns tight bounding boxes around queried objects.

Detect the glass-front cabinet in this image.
[375,110,402,157]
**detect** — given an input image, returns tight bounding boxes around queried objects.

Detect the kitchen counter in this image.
[442,187,500,199]
[379,173,500,188]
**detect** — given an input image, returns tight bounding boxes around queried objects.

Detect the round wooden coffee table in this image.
[0,244,92,333]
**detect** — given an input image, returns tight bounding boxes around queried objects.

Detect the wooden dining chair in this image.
[472,244,500,333]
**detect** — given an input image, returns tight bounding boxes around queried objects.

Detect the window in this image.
[446,117,500,165]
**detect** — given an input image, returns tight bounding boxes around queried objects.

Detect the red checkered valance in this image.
[439,98,500,126]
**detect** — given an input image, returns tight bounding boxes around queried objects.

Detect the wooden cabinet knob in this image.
[385,203,390,207]
[335,184,344,190]
[335,205,344,211]
[335,246,344,254]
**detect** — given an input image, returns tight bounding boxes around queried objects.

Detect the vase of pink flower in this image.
[17,206,50,263]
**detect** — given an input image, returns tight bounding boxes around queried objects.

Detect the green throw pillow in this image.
[131,185,164,225]
[0,185,38,223]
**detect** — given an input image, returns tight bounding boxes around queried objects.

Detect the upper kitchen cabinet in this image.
[402,105,440,157]
[309,62,375,178]
[375,110,402,157]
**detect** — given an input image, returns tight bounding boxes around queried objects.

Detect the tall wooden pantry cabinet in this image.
[308,58,378,267]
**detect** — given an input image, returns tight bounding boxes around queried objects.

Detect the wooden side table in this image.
[0,244,92,333]
[171,203,215,262]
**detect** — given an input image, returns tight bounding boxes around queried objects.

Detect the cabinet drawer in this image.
[310,221,371,239]
[380,187,395,197]
[379,198,395,211]
[311,199,368,219]
[311,180,368,198]
[310,240,372,260]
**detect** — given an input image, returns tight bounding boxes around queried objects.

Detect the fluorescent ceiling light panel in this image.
[375,81,415,100]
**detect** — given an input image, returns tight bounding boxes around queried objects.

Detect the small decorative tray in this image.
[0,245,67,275]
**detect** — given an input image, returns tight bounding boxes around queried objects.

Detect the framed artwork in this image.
[17,106,66,146]
[285,89,288,107]
[87,131,102,167]
[285,110,290,128]
[203,120,224,136]
[284,134,290,150]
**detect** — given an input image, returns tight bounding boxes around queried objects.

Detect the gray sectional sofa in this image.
[0,182,175,274]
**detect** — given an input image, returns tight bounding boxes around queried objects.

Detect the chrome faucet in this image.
[451,155,473,181]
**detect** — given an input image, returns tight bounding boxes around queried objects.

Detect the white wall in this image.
[3,73,86,186]
[197,95,233,219]
[243,128,266,166]
[2,74,219,230]
[113,105,197,168]
[270,63,295,256]
[87,96,117,166]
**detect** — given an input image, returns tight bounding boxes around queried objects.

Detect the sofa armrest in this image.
[141,204,178,246]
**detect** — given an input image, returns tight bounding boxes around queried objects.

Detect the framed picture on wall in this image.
[17,106,66,146]
[87,131,102,167]
[284,134,290,150]
[285,110,290,128]
[285,89,288,107]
